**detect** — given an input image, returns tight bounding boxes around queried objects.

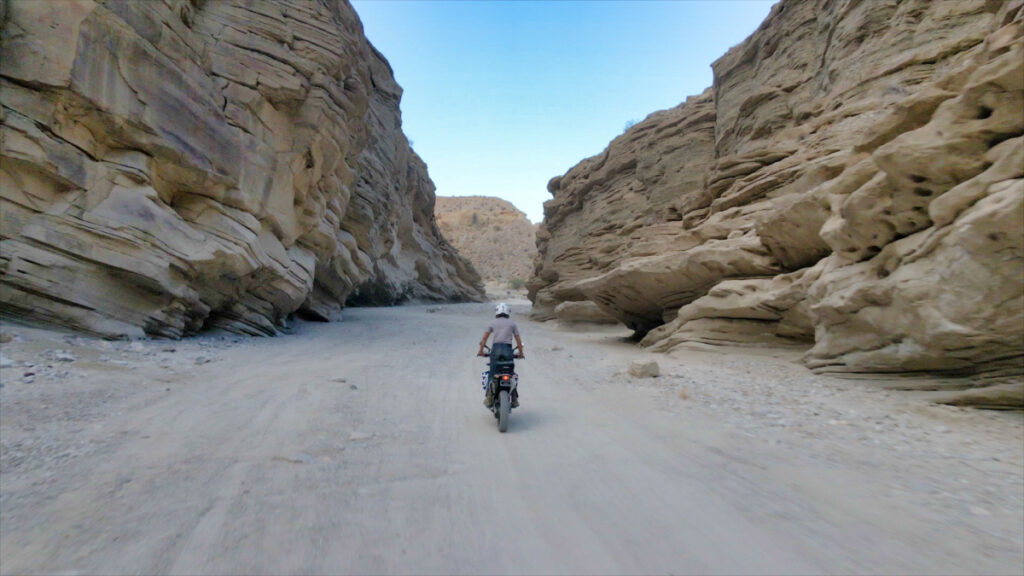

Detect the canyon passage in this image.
[1,0,1023,573]
[1,304,1021,574]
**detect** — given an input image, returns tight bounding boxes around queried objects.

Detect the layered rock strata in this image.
[530,0,1023,406]
[434,196,537,286]
[0,0,483,338]
[553,301,617,325]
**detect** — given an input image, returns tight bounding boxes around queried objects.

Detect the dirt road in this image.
[1,303,1022,574]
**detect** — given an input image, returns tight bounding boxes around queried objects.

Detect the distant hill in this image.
[435,197,537,289]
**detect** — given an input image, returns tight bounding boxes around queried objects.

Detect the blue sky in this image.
[351,0,776,222]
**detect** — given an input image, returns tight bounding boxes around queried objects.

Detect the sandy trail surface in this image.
[1,303,1022,574]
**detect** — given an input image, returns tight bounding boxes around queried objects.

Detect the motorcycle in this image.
[478,345,523,433]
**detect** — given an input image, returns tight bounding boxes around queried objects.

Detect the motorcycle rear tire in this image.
[498,390,510,433]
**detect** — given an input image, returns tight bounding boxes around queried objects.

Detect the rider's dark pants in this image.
[488,343,518,400]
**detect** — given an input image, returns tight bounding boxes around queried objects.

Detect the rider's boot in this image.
[511,390,519,408]
[484,390,494,407]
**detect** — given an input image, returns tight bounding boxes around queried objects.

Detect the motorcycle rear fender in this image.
[491,373,518,392]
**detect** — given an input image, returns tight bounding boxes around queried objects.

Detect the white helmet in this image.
[495,302,511,317]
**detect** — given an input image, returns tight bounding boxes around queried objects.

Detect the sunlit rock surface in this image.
[0,0,484,337]
[530,0,1023,407]
[434,196,537,287]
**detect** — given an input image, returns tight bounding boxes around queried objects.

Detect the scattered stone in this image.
[129,342,146,353]
[349,384,358,391]
[0,355,13,368]
[332,378,347,383]
[551,346,563,351]
[54,351,76,362]
[0,332,12,344]
[194,357,211,365]
[970,506,992,517]
[272,454,312,465]
[348,431,373,441]
[629,360,660,378]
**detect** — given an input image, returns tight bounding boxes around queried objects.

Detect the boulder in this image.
[629,360,660,378]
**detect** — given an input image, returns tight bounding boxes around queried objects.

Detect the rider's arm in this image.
[478,331,490,356]
[514,333,525,358]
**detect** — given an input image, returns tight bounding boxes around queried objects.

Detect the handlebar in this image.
[477,345,525,359]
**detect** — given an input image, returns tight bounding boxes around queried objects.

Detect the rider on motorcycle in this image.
[477,302,525,408]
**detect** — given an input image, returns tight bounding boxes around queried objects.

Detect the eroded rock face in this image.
[553,301,617,325]
[531,0,1023,406]
[434,196,537,287]
[530,89,722,326]
[0,0,484,337]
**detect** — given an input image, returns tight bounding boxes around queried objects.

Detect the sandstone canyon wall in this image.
[530,0,1023,407]
[434,196,537,287]
[0,0,484,338]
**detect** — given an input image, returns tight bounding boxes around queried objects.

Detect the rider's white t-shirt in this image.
[487,317,519,345]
